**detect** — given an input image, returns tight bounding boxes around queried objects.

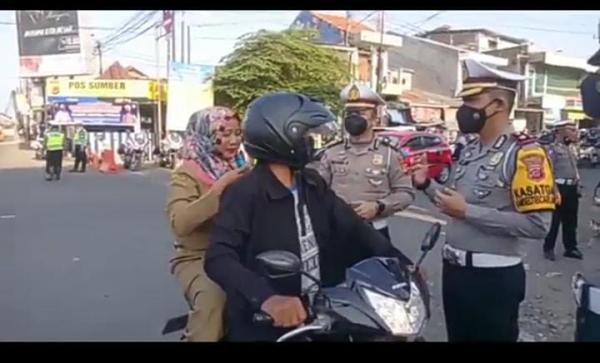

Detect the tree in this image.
[214,29,351,116]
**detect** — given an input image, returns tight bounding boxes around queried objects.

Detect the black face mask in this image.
[456,100,500,134]
[344,114,368,136]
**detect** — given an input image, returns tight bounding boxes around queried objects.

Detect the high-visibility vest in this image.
[74,129,88,146]
[46,132,65,151]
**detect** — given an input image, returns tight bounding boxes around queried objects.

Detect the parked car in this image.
[377,130,453,184]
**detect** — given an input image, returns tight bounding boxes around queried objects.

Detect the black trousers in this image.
[544,184,579,252]
[73,145,87,172]
[442,260,526,342]
[45,150,63,177]
[376,226,391,241]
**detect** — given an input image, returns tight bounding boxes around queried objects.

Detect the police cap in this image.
[458,59,526,98]
[340,83,385,108]
[548,119,577,130]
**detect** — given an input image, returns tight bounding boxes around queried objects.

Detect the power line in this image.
[99,11,152,45]
[100,11,158,48]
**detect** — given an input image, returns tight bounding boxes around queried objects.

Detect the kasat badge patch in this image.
[522,154,545,181]
[372,154,384,165]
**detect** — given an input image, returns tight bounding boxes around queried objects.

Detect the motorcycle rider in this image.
[412,59,554,342]
[70,121,89,173]
[318,83,415,241]
[166,107,249,341]
[44,124,66,181]
[204,92,414,341]
[543,119,584,260]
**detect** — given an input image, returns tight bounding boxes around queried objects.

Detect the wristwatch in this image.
[416,178,432,191]
[375,201,386,216]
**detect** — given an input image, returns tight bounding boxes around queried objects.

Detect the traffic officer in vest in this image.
[318,83,415,241]
[543,119,583,260]
[70,121,89,173]
[412,59,555,342]
[44,124,66,181]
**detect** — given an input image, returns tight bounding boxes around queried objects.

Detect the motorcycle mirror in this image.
[421,222,442,252]
[256,250,302,278]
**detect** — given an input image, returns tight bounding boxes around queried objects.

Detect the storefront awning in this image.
[515,107,544,113]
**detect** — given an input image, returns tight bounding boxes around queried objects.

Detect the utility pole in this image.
[154,24,163,144]
[171,11,176,66]
[96,41,103,76]
[180,11,185,63]
[597,18,600,44]
[376,11,385,94]
[187,25,191,64]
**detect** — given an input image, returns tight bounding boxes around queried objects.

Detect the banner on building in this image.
[166,62,215,131]
[48,100,140,127]
[16,11,87,77]
[45,78,154,101]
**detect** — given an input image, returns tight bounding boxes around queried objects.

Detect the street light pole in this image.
[376,11,385,94]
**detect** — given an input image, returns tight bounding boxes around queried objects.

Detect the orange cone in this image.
[99,149,120,174]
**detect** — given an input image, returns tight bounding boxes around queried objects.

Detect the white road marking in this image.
[394,210,447,225]
[0,215,16,219]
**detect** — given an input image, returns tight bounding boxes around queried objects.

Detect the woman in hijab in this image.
[166,106,249,341]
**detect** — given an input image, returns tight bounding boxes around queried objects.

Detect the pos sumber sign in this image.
[16,11,87,77]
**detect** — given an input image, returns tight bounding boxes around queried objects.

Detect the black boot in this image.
[543,249,556,261]
[564,248,583,260]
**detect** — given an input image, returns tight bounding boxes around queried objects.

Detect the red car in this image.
[377,130,453,183]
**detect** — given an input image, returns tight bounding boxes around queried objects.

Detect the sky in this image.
[1,10,599,109]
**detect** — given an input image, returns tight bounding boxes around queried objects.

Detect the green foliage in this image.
[213,29,350,117]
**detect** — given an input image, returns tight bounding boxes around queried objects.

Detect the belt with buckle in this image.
[442,244,522,268]
[556,178,578,186]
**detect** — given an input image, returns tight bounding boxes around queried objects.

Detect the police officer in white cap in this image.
[543,119,583,260]
[318,83,415,241]
[412,59,556,341]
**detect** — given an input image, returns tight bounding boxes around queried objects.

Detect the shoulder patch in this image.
[510,145,556,213]
[376,135,401,151]
[512,131,536,147]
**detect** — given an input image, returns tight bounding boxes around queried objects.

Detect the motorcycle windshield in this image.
[345,257,411,301]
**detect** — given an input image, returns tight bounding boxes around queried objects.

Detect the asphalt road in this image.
[1,142,599,341]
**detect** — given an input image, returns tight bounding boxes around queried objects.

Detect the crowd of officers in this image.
[164,57,592,343]
[42,122,89,181]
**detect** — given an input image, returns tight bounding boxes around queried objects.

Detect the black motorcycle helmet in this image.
[243,92,337,169]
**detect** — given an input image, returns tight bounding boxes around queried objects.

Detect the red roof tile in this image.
[311,12,374,33]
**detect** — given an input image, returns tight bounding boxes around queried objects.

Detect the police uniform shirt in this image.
[423,131,554,257]
[547,142,580,180]
[545,120,580,181]
[421,60,554,257]
[318,137,414,220]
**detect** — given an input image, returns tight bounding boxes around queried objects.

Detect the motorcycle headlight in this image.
[363,282,426,336]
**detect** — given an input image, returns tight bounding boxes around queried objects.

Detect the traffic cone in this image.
[99,149,120,174]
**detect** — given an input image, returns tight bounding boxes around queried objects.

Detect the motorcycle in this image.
[578,128,600,167]
[30,136,45,160]
[590,181,600,245]
[156,133,183,169]
[572,272,600,341]
[122,134,147,171]
[252,223,441,342]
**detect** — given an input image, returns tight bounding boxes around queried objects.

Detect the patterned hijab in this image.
[181,106,244,185]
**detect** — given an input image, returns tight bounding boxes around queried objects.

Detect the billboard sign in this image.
[45,78,153,101]
[16,11,87,77]
[166,62,215,131]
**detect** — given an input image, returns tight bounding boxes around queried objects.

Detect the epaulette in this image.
[322,139,344,151]
[465,134,479,144]
[512,131,537,147]
[375,135,401,152]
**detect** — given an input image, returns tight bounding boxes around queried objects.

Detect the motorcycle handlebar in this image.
[252,312,274,325]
